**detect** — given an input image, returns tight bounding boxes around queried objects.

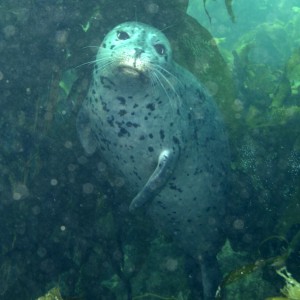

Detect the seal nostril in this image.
[134,48,144,57]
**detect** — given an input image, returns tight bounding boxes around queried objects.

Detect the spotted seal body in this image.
[77,22,229,299]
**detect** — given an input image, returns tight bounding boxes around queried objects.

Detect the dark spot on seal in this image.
[172,136,180,145]
[100,76,115,89]
[102,43,106,48]
[146,103,155,111]
[107,115,114,127]
[133,170,142,181]
[148,146,154,152]
[118,127,130,137]
[139,135,145,140]
[169,182,183,192]
[126,122,140,128]
[194,168,203,175]
[119,109,127,116]
[159,130,165,140]
[149,133,153,139]
[102,101,109,112]
[116,96,126,105]
[196,89,206,104]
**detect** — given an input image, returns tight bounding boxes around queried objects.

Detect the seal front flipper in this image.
[129,149,177,212]
[76,106,97,155]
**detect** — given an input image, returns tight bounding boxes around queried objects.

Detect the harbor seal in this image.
[77,21,229,299]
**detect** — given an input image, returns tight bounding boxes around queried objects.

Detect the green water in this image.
[0,0,299,299]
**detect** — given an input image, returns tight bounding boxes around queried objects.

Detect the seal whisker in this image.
[151,63,184,88]
[83,45,101,49]
[152,63,182,84]
[75,60,97,69]
[75,53,113,69]
[152,68,181,108]
[75,57,109,69]
[97,61,114,74]
[94,57,113,66]
[151,70,181,112]
[148,71,165,100]
[94,56,116,74]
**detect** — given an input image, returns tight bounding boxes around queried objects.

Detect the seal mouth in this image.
[118,65,142,77]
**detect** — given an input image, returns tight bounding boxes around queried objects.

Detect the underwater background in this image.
[0,0,299,299]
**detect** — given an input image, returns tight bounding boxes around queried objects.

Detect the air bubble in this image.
[112,176,125,187]
[3,25,16,38]
[78,156,88,165]
[233,219,245,230]
[145,2,159,14]
[64,141,73,149]
[13,192,22,200]
[32,205,41,215]
[97,162,107,172]
[12,183,29,200]
[68,164,77,172]
[55,30,68,44]
[205,81,219,96]
[164,258,178,271]
[37,247,47,258]
[83,183,94,194]
[50,179,58,186]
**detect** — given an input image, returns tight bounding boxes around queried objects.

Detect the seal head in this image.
[96,22,173,93]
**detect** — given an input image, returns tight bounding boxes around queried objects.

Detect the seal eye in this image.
[154,43,166,55]
[117,31,130,40]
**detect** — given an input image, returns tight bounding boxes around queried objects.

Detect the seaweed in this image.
[266,267,300,300]
[225,0,235,22]
[202,0,235,22]
[36,287,63,300]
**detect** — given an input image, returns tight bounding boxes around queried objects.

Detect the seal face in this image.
[77,22,229,299]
